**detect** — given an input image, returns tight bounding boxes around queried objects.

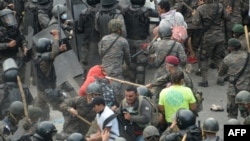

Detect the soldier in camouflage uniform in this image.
[123,0,158,84]
[192,0,231,87]
[146,55,203,118]
[235,91,250,124]
[217,38,250,118]
[98,19,131,102]
[222,0,243,43]
[149,24,186,83]
[33,30,67,121]
[56,95,96,140]
[232,23,248,51]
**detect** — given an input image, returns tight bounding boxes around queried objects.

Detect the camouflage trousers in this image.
[34,89,64,121]
[199,31,225,82]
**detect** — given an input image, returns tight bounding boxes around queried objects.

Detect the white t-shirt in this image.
[96,106,120,141]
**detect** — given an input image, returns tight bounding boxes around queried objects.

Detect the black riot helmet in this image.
[52,4,67,20]
[2,58,19,83]
[203,117,219,133]
[67,133,86,141]
[130,0,145,6]
[176,109,196,130]
[101,0,117,6]
[9,101,24,115]
[35,38,53,53]
[0,8,17,27]
[87,0,100,6]
[38,0,50,5]
[33,121,57,141]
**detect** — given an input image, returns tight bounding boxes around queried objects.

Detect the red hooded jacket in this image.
[78,65,106,96]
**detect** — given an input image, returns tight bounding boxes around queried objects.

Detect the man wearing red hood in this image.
[79,65,106,96]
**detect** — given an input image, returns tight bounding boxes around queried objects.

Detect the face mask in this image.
[60,13,67,20]
[238,106,247,113]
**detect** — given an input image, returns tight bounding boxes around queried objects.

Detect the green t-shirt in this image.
[158,85,196,122]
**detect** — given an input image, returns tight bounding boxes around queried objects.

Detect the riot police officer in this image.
[202,117,223,141]
[0,101,24,140]
[235,90,250,123]
[123,0,158,84]
[0,58,33,119]
[160,109,202,141]
[33,121,57,141]
[0,8,29,83]
[67,133,85,141]
[78,0,100,74]
[36,0,53,30]
[33,30,67,121]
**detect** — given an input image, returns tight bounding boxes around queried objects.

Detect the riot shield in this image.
[53,0,66,6]
[24,26,34,86]
[71,1,87,60]
[32,24,66,46]
[54,50,83,96]
[65,0,78,60]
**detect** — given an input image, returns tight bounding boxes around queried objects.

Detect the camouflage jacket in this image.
[60,96,96,135]
[218,50,250,93]
[98,33,131,77]
[192,2,230,32]
[151,38,186,79]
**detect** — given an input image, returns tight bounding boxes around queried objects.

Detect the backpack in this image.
[96,9,121,38]
[123,7,149,40]
[103,113,136,141]
[122,95,161,126]
[171,25,188,43]
[94,77,116,107]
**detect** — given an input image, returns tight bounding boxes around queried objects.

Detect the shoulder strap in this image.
[101,35,121,57]
[103,114,117,130]
[232,53,250,85]
[158,41,176,67]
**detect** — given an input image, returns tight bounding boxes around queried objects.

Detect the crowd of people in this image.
[0,0,249,141]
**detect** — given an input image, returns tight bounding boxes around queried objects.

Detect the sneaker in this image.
[187,56,197,64]
[198,81,208,87]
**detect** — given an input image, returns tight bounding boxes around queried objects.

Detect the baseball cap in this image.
[143,125,160,139]
[89,96,105,107]
[165,55,180,65]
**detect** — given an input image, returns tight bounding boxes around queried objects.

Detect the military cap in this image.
[232,24,244,33]
[143,125,160,139]
[228,38,241,48]
[165,55,180,65]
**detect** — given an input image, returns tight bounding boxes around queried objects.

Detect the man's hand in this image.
[59,44,67,52]
[123,112,131,120]
[8,40,16,48]
[145,83,152,89]
[68,107,78,117]
[197,0,204,6]
[50,30,59,40]
[226,5,233,14]
[23,47,28,56]
[102,130,110,141]
[192,9,197,16]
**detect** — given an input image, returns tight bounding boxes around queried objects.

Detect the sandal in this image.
[210,104,224,112]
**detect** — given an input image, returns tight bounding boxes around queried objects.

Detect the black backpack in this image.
[103,113,136,141]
